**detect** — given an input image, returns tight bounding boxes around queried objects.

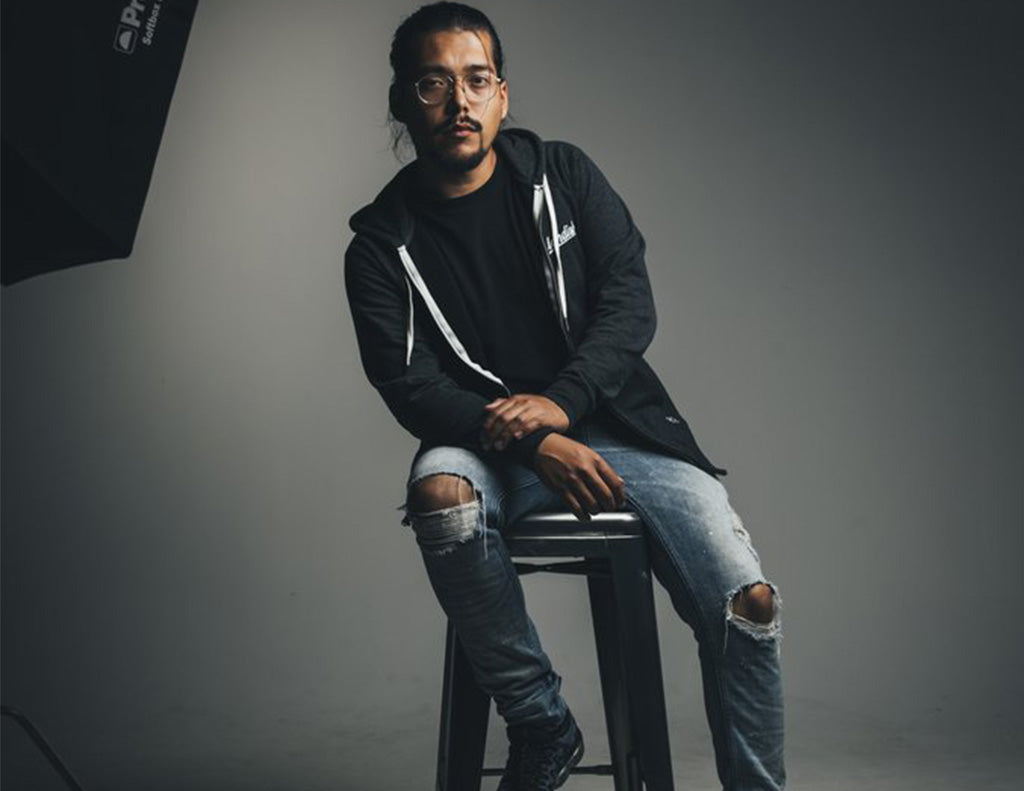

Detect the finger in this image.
[483,398,522,437]
[582,466,616,513]
[494,405,533,448]
[614,476,628,509]
[562,489,590,522]
[510,419,533,440]
[492,404,531,448]
[570,474,600,515]
[594,456,627,509]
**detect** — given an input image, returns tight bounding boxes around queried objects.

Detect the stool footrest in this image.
[512,559,609,576]
[482,763,615,776]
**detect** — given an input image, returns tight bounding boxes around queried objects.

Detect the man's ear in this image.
[389,84,407,124]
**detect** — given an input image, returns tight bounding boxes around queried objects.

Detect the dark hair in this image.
[386,2,511,158]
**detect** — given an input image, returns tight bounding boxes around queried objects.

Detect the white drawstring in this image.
[397,245,510,395]
[405,276,415,366]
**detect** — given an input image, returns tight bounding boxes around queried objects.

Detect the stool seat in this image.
[435,511,675,791]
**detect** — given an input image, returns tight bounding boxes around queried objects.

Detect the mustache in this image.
[437,118,481,134]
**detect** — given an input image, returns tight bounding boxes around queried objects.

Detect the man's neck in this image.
[414,147,498,200]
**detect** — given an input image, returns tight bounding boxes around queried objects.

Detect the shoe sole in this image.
[552,732,584,789]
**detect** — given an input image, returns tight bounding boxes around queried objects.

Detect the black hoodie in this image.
[344,127,727,477]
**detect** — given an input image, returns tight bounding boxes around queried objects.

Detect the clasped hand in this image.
[479,394,570,451]
[480,394,626,521]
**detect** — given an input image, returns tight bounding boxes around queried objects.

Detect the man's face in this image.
[397,28,509,174]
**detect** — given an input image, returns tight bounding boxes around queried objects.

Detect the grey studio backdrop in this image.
[2,1,1022,789]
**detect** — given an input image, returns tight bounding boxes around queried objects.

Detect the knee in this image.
[404,474,482,556]
[729,583,777,625]
[407,473,476,513]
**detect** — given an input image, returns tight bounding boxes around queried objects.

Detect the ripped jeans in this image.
[401,415,785,791]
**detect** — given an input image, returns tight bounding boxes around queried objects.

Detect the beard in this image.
[426,138,489,174]
[413,122,490,174]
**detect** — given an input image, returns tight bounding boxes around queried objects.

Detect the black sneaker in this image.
[499,710,584,790]
[495,737,524,791]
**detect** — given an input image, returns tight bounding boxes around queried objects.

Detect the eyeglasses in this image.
[413,70,504,106]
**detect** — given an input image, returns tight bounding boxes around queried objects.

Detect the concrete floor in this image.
[477,699,1022,791]
[3,696,1020,790]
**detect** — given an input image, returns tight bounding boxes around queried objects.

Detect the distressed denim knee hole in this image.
[724,581,783,654]
[401,473,488,558]
[406,500,481,556]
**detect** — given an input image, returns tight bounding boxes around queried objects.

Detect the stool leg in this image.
[609,541,675,791]
[437,620,491,791]
[588,575,644,791]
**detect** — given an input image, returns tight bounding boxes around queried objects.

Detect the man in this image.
[344,3,785,789]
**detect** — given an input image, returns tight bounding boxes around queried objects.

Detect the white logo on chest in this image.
[545,221,577,254]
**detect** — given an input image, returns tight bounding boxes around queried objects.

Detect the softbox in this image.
[1,0,199,285]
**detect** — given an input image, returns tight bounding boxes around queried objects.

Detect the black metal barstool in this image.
[434,511,675,791]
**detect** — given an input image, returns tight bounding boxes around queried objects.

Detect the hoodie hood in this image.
[348,127,546,245]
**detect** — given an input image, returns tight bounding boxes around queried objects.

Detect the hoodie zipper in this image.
[532,181,575,354]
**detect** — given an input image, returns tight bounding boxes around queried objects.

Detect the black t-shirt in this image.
[407,151,566,394]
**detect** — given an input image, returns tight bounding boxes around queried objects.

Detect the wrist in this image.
[537,432,561,454]
[505,426,557,466]
[535,431,573,461]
